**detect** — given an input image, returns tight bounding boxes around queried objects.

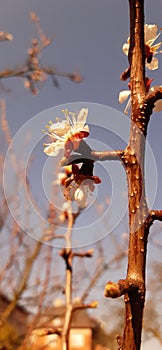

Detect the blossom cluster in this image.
[119,24,162,114]
[43,108,101,215]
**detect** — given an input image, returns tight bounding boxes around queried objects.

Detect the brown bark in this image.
[104,1,162,348]
[121,1,148,349]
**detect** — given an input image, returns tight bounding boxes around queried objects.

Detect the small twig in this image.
[145,87,162,108]
[72,249,94,259]
[91,149,125,162]
[0,31,13,42]
[61,150,125,167]
[0,13,82,94]
[150,210,162,224]
[72,301,98,311]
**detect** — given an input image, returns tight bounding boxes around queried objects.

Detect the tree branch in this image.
[61,150,125,167]
[150,210,162,223]
[91,149,125,162]
[144,87,162,112]
[72,301,98,311]
[120,1,149,349]
[72,249,94,259]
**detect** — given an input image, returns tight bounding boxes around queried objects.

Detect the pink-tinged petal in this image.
[74,188,84,202]
[43,141,64,156]
[49,120,69,136]
[154,100,162,112]
[77,108,88,128]
[144,24,158,44]
[119,90,130,104]
[146,56,159,70]
[122,42,129,56]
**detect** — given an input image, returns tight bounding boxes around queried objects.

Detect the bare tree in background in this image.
[0,12,82,95]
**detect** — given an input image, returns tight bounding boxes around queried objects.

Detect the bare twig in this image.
[0,13,82,94]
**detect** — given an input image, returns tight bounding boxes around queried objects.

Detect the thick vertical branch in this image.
[122,1,150,349]
[128,0,145,110]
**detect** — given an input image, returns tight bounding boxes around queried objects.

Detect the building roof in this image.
[39,305,98,330]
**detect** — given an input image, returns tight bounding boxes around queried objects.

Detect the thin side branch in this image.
[150,210,162,223]
[72,249,94,259]
[145,88,162,109]
[0,13,82,94]
[61,150,125,166]
[91,149,125,162]
[72,301,98,311]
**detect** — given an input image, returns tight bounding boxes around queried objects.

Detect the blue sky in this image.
[1,1,162,349]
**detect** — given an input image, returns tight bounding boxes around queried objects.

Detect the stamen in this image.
[148,31,161,46]
[124,97,131,115]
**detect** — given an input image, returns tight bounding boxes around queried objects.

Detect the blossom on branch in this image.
[54,162,101,211]
[122,24,162,70]
[64,176,100,209]
[63,162,101,208]
[119,79,162,114]
[43,108,89,158]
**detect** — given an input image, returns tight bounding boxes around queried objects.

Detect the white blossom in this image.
[43,108,89,157]
[122,24,162,70]
[64,179,95,209]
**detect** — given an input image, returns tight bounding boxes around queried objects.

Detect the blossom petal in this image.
[154,100,162,112]
[122,42,129,56]
[119,90,130,104]
[144,24,158,44]
[49,120,69,137]
[77,108,88,129]
[74,187,84,202]
[43,141,64,156]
